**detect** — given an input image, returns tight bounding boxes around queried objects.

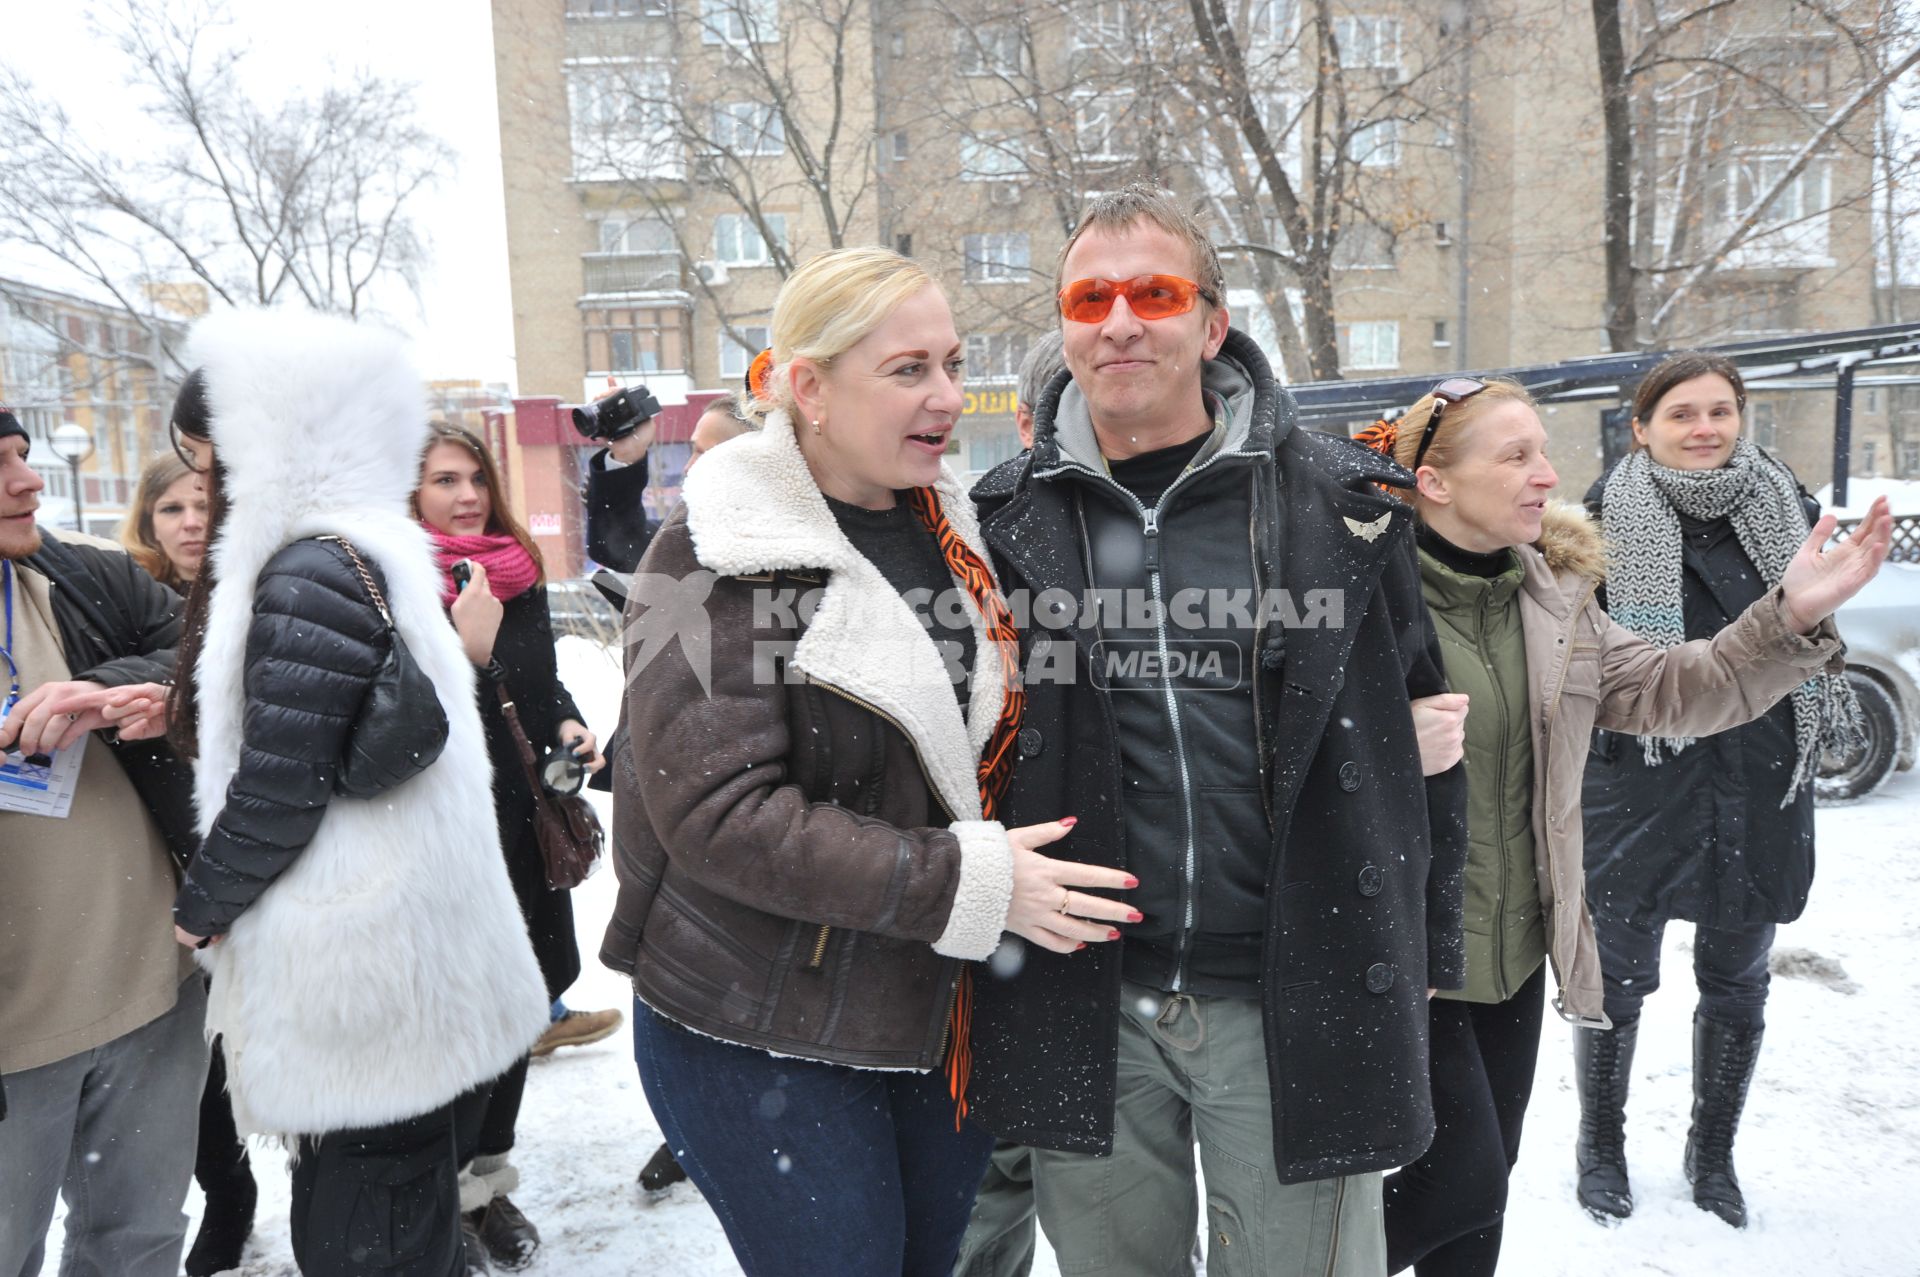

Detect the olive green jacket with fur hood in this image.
[1507,503,1842,1024]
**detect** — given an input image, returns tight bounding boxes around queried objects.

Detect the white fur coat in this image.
[187,309,550,1137]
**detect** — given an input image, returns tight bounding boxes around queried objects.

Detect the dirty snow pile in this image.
[43,636,1920,1275]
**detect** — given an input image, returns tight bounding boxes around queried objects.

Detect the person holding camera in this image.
[413,419,613,1272]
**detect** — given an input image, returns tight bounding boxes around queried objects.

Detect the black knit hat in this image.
[0,408,23,444]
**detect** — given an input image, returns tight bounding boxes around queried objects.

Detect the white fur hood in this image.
[186,308,549,1136]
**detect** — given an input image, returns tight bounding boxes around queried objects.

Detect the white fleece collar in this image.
[681,409,1005,823]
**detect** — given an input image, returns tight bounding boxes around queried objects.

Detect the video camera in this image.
[570,383,662,443]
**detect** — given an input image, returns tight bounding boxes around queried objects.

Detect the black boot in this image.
[185,1040,257,1277]
[638,1141,688,1198]
[184,1166,257,1277]
[469,1195,541,1271]
[1574,1018,1638,1223]
[1684,1014,1764,1229]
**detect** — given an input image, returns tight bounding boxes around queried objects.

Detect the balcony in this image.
[583,251,681,295]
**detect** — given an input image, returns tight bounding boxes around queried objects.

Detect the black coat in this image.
[583,448,658,574]
[174,538,389,936]
[23,532,197,869]
[966,331,1468,1185]
[1581,474,1818,928]
[477,585,586,1001]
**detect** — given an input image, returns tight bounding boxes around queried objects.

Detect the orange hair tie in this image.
[1354,418,1399,458]
[747,348,776,404]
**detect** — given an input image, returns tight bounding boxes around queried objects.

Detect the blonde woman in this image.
[1362,379,1890,1273]
[605,248,1133,1275]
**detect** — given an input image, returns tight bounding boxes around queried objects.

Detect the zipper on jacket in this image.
[1248,471,1274,829]
[1322,1175,1349,1277]
[801,676,955,822]
[805,924,832,970]
[1045,440,1264,993]
[1479,589,1512,1001]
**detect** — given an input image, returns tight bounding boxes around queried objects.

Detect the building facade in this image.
[491,0,1895,529]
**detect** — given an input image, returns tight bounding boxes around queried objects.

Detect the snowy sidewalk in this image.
[45,638,1920,1275]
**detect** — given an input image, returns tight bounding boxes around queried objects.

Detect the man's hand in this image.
[0,681,170,756]
[1410,692,1469,776]
[597,378,657,465]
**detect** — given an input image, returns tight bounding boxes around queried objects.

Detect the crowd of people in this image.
[0,180,1897,1277]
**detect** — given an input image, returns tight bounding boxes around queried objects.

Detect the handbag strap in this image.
[314,535,394,629]
[493,681,547,795]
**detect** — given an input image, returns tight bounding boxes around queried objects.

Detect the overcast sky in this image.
[2,0,519,388]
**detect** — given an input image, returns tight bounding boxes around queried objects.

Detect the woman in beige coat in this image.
[1371,377,1890,1276]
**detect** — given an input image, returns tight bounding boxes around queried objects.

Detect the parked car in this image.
[547,576,620,641]
[1819,561,1920,804]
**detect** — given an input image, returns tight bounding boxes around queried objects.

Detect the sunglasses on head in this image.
[170,419,206,473]
[1058,275,1218,324]
[1412,377,1488,468]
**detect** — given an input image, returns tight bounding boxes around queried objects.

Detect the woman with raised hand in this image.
[1575,353,1869,1229]
[1362,376,1889,1275]
[167,311,550,1277]
[412,419,613,1271]
[604,247,1134,1276]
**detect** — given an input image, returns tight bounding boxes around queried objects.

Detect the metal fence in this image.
[1836,513,1920,564]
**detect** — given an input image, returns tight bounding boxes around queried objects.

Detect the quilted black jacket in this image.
[173,538,390,937]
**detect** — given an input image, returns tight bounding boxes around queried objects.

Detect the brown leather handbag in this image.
[493,682,604,890]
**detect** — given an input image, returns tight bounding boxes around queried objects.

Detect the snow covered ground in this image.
[44,636,1920,1275]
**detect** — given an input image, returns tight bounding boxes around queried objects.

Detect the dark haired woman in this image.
[166,313,551,1277]
[412,420,611,1270]
[1574,353,1866,1229]
[119,388,256,1277]
[1364,378,1889,1275]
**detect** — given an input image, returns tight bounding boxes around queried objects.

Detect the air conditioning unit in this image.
[990,181,1023,206]
[695,260,730,287]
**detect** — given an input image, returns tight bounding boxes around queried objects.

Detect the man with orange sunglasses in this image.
[964,184,1467,1276]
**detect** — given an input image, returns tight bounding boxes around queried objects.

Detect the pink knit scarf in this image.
[423,526,541,605]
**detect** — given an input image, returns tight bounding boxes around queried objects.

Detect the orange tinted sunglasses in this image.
[1058,275,1218,323]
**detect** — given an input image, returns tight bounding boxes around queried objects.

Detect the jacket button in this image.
[1356,865,1382,897]
[1365,962,1394,994]
[1338,761,1362,792]
[1018,727,1044,759]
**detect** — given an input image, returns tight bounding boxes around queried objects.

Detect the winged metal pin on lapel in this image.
[1343,513,1392,543]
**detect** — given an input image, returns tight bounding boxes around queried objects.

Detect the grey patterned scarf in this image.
[1599,438,1862,803]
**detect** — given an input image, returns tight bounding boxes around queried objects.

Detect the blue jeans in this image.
[632,998,992,1277]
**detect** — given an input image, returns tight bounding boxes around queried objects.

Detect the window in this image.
[585,306,689,375]
[968,426,1025,474]
[701,0,777,43]
[892,130,909,161]
[1347,119,1400,168]
[711,102,784,155]
[1900,441,1920,478]
[720,324,771,379]
[1432,320,1450,348]
[712,213,787,265]
[1332,222,1394,269]
[959,133,1027,181]
[958,23,1022,75]
[1337,321,1399,370]
[600,216,675,255]
[1075,94,1132,161]
[1247,0,1296,46]
[1074,1,1129,49]
[1751,400,1778,448]
[1333,16,1400,70]
[963,233,1030,283]
[895,232,913,256]
[568,65,675,180]
[966,333,1029,383]
[568,0,669,15]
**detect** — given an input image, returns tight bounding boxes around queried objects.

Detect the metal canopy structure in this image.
[1286,322,1920,507]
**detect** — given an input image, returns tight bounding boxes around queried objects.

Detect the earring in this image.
[811,419,822,435]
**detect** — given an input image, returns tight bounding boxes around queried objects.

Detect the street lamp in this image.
[50,423,95,533]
